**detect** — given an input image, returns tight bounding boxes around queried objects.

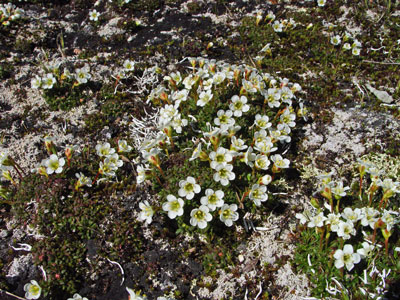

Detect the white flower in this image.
[24,280,41,300]
[264,88,281,108]
[190,205,212,229]
[214,109,235,129]
[98,158,118,177]
[202,78,214,90]
[280,108,296,128]
[230,136,247,152]
[258,174,272,185]
[343,43,351,50]
[378,178,400,199]
[254,129,268,145]
[357,242,375,258]
[75,65,91,84]
[171,89,189,103]
[159,104,178,126]
[342,207,362,223]
[44,154,65,174]
[334,244,361,271]
[271,154,290,170]
[381,210,397,231]
[200,189,224,211]
[213,164,235,186]
[107,153,123,168]
[31,76,41,89]
[219,204,239,227]
[126,287,147,300]
[41,73,56,89]
[352,40,362,48]
[171,114,188,134]
[68,294,89,300]
[96,142,115,157]
[317,0,326,7]
[331,35,341,46]
[209,147,233,169]
[295,210,313,225]
[163,195,184,219]
[197,90,213,107]
[308,212,327,228]
[229,95,249,117]
[183,75,196,89]
[75,172,92,188]
[332,181,350,199]
[118,140,132,153]
[249,184,268,206]
[178,176,201,200]
[337,221,356,240]
[325,213,341,232]
[360,207,379,229]
[280,87,294,104]
[89,9,100,21]
[242,79,257,93]
[272,20,283,32]
[123,59,135,72]
[266,11,275,21]
[212,72,226,85]
[138,201,154,224]
[352,47,361,56]
[241,146,256,167]
[189,143,202,161]
[254,154,270,170]
[254,137,276,154]
[254,114,272,130]
[136,165,150,184]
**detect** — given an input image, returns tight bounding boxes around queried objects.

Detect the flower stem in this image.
[92,171,101,185]
[0,289,26,300]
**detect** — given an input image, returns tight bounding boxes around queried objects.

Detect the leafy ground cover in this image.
[0,0,400,299]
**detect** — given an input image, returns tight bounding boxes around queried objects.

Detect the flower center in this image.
[257,159,266,168]
[222,209,232,219]
[219,115,228,124]
[215,154,225,163]
[208,194,218,204]
[194,210,205,220]
[170,200,180,211]
[184,183,194,192]
[49,160,59,170]
[234,101,243,110]
[343,253,351,263]
[219,169,228,178]
[29,285,40,295]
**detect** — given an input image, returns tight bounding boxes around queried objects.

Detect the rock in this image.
[6,254,36,285]
[366,84,394,104]
[97,17,125,39]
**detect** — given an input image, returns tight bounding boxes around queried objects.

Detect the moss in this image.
[0,62,14,80]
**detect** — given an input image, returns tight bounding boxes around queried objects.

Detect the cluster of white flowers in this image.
[0,3,23,26]
[330,31,362,56]
[297,164,400,273]
[136,57,304,229]
[272,18,297,33]
[95,140,131,180]
[31,62,92,90]
[297,204,398,240]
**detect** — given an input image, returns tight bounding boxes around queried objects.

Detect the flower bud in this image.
[381,228,392,240]
[258,174,272,185]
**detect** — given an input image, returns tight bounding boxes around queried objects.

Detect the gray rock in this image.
[6,254,36,285]
[366,84,394,104]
